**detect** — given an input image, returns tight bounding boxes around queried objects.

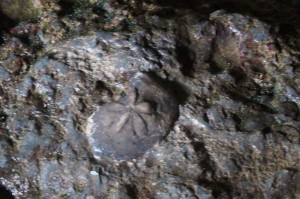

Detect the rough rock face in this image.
[0,0,43,22]
[0,0,299,198]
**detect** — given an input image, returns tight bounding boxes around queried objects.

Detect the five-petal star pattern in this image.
[87,77,179,160]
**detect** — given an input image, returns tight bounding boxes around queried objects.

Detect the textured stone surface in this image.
[86,75,179,160]
[0,0,43,22]
[0,0,299,198]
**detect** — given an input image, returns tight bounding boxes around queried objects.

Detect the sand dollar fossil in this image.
[86,76,179,160]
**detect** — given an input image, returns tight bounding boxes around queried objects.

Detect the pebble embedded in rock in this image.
[0,0,43,22]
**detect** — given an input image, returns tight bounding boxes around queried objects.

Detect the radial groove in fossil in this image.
[86,77,179,160]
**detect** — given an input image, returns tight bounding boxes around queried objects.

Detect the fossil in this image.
[86,76,179,160]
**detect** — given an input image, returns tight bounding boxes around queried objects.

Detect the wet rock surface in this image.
[0,0,299,198]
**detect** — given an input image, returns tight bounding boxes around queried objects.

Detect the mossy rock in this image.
[211,52,230,73]
[0,0,43,22]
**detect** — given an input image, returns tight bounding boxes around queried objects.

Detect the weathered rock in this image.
[0,0,299,198]
[210,10,277,74]
[0,0,43,22]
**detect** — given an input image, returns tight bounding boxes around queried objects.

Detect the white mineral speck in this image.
[90,171,99,176]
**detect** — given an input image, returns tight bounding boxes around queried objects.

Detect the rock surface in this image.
[86,75,179,160]
[0,0,43,23]
[0,0,299,198]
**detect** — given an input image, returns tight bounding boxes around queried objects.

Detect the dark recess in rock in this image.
[0,113,8,123]
[211,0,300,24]
[153,0,203,8]
[0,31,5,45]
[176,44,196,77]
[0,185,14,199]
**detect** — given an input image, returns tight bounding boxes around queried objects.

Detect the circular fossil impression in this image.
[86,76,179,160]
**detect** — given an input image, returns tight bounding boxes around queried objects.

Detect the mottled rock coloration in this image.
[0,0,43,22]
[0,0,299,198]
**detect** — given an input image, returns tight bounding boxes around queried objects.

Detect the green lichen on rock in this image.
[0,0,43,22]
[211,52,230,73]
